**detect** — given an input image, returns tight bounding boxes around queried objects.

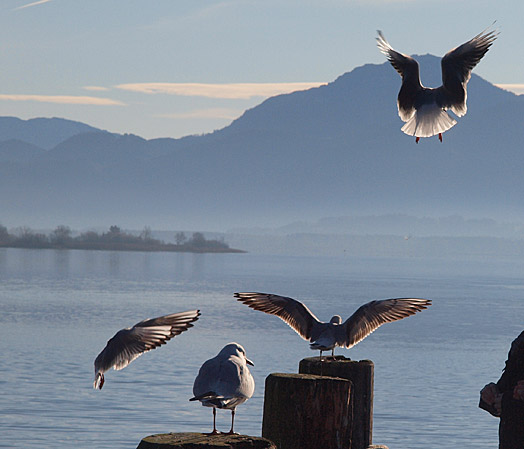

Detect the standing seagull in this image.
[93,309,200,389]
[190,342,255,435]
[376,26,497,143]
[235,293,431,358]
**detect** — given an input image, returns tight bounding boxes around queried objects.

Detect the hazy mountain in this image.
[0,139,46,162]
[1,56,523,231]
[0,116,105,149]
[229,214,524,239]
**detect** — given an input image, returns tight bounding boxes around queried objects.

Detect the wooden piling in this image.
[299,356,374,449]
[262,373,352,449]
[136,432,276,449]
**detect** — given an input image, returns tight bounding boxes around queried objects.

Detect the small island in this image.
[0,224,245,253]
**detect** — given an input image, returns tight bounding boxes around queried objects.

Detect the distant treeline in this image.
[0,224,245,253]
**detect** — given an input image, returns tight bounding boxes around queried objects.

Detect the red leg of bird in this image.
[438,133,442,142]
[226,409,238,435]
[415,137,420,144]
[206,408,220,435]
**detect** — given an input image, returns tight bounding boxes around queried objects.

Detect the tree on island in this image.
[0,224,9,243]
[50,225,73,246]
[175,231,187,246]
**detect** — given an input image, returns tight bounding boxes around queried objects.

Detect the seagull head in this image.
[220,342,254,366]
[329,315,343,325]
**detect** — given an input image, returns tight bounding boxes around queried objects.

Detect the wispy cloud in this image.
[157,108,242,120]
[14,0,52,10]
[115,82,325,99]
[82,86,110,92]
[0,94,124,106]
[494,84,524,95]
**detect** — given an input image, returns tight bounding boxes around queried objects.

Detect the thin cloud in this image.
[157,108,242,120]
[14,0,52,10]
[494,84,524,95]
[115,82,325,99]
[0,94,124,106]
[83,86,110,92]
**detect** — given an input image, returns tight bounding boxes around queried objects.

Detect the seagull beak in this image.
[246,358,254,366]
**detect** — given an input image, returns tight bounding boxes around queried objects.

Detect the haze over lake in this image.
[1,248,522,449]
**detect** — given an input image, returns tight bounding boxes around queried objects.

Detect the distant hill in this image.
[1,56,523,231]
[0,116,105,149]
[0,139,46,162]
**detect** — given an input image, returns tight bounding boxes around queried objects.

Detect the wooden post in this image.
[299,356,374,449]
[262,373,352,449]
[137,432,276,448]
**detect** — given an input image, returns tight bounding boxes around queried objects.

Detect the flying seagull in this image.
[376,26,498,143]
[190,342,255,435]
[235,292,431,358]
[93,309,201,389]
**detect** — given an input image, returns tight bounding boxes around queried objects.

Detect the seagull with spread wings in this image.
[377,26,497,143]
[93,309,200,389]
[235,293,431,358]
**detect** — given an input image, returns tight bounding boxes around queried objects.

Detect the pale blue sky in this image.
[1,0,522,139]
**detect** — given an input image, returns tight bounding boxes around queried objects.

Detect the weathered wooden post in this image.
[137,432,276,449]
[262,373,352,449]
[299,356,374,449]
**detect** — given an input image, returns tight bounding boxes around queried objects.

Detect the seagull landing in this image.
[377,26,498,142]
[190,342,255,435]
[235,293,431,359]
[93,309,200,389]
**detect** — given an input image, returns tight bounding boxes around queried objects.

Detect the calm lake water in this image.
[1,248,523,449]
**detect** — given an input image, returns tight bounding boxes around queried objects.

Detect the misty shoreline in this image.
[0,225,246,254]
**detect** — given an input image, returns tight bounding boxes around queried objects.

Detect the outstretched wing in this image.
[376,30,422,121]
[94,309,200,388]
[338,298,431,348]
[234,292,321,341]
[440,26,498,116]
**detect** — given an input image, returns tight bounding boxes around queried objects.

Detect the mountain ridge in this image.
[1,56,523,230]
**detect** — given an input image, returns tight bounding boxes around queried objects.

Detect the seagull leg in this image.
[438,133,443,142]
[207,407,220,435]
[331,348,335,358]
[226,409,239,435]
[415,136,420,144]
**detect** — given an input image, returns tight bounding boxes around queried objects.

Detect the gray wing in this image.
[376,30,422,122]
[337,298,431,348]
[192,357,221,398]
[94,309,200,375]
[440,27,498,116]
[192,356,254,408]
[234,292,321,341]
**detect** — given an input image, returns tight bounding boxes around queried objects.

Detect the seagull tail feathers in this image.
[401,103,457,137]
[190,391,218,402]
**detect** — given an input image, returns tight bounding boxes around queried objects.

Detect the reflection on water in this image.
[54,249,71,277]
[0,248,210,281]
[0,248,523,449]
